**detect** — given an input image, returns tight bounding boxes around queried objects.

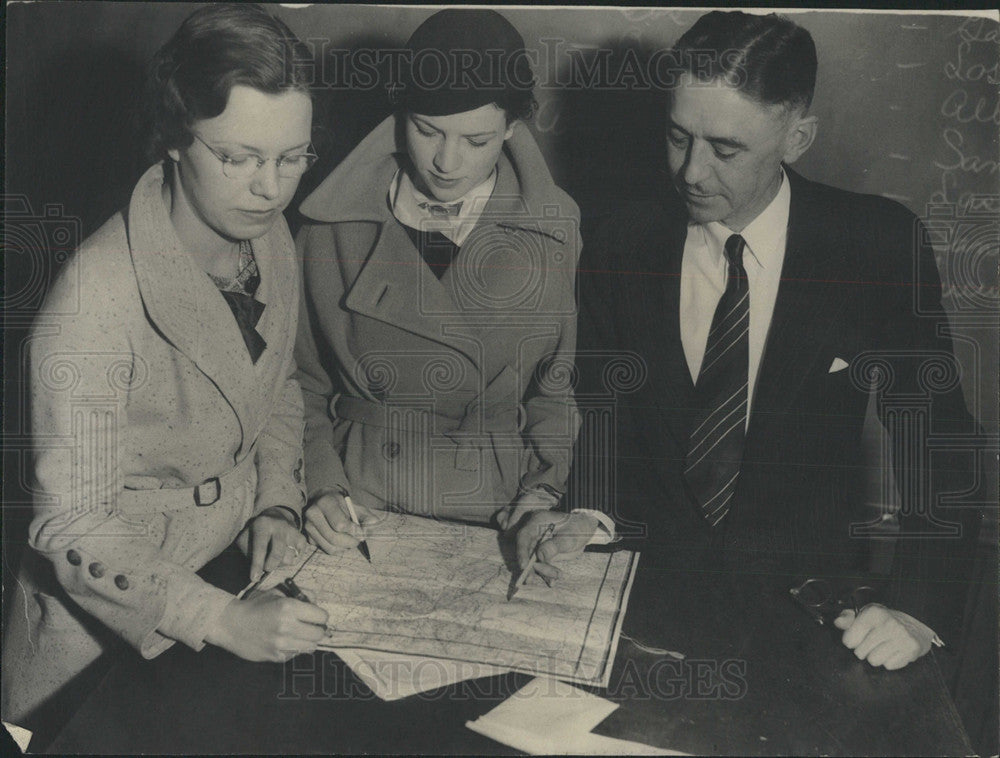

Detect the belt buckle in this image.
[194,477,221,507]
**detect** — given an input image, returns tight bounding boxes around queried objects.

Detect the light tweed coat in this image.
[2,164,306,723]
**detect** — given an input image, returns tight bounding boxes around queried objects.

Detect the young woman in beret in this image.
[295,10,606,556]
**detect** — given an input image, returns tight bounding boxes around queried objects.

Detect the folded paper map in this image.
[274,513,638,687]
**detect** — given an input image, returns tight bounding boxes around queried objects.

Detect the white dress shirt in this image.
[680,171,791,424]
[389,168,497,247]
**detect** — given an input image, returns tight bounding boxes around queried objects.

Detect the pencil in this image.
[342,493,372,563]
[279,577,311,603]
[508,522,557,601]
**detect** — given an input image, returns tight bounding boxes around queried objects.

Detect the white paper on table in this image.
[3,721,33,752]
[465,678,688,756]
[335,648,508,701]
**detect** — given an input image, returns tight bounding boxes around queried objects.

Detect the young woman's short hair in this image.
[147,3,314,161]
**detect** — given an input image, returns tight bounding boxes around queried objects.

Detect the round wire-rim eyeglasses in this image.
[191,132,318,179]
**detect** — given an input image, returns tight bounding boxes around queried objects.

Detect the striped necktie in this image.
[684,233,749,526]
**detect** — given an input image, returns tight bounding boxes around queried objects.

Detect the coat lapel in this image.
[300,116,476,362]
[438,149,577,369]
[746,169,850,442]
[242,220,297,443]
[126,163,273,450]
[298,116,578,368]
[347,218,481,363]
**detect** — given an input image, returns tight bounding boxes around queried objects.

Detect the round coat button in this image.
[88,562,105,579]
[114,574,130,590]
[66,549,82,566]
[382,441,400,459]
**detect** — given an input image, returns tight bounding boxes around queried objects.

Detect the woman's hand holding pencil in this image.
[303,487,377,560]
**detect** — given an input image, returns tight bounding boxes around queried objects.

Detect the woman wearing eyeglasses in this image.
[3,5,327,733]
[294,11,600,551]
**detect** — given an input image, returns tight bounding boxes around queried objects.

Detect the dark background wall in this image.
[6,3,997,420]
[3,3,997,750]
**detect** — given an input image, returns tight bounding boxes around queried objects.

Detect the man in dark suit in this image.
[510,11,982,671]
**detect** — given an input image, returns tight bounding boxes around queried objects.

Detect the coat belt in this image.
[332,394,524,472]
[117,443,258,512]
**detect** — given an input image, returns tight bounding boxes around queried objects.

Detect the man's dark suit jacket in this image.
[570,168,982,642]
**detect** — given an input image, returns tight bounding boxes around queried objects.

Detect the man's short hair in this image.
[672,11,817,111]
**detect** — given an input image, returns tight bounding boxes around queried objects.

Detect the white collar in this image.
[389,168,498,244]
[701,168,791,270]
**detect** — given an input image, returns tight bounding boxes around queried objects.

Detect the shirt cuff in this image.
[570,509,618,546]
[519,483,564,505]
[884,607,945,650]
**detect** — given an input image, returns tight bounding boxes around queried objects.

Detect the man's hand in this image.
[304,491,377,554]
[834,604,936,670]
[510,510,600,584]
[206,593,329,662]
[246,507,307,582]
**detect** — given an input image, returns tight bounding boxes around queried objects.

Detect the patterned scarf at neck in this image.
[210,240,267,363]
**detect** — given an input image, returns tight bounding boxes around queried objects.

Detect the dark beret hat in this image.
[394,9,535,116]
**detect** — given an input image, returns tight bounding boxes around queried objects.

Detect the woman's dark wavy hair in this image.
[146,3,315,162]
[496,89,538,124]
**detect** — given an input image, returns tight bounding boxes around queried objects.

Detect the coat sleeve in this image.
[518,217,583,497]
[863,199,983,644]
[253,273,308,519]
[27,240,234,659]
[252,377,307,519]
[293,224,351,502]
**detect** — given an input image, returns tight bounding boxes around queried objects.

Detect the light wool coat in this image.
[295,117,581,523]
[2,164,306,723]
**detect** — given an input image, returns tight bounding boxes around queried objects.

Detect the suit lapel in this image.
[747,170,850,442]
[638,202,694,448]
[663,214,694,448]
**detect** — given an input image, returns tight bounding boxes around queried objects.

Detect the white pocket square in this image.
[829,357,849,373]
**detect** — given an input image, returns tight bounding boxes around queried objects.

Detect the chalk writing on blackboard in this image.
[931,18,999,213]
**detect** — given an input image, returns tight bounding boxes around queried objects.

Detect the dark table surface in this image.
[48,546,972,755]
